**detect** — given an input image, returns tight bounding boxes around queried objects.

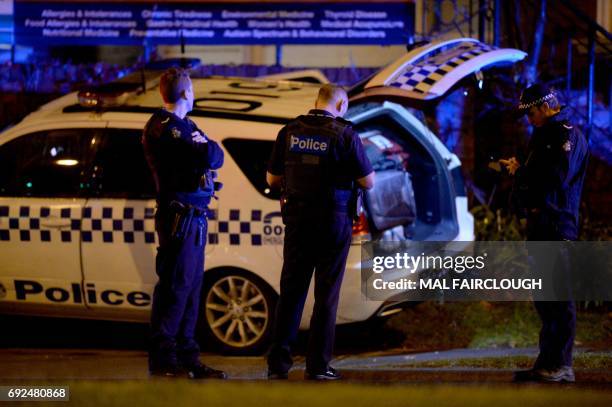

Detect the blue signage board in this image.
[14,1,414,46]
[0,0,12,45]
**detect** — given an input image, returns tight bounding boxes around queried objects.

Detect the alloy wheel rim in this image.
[205,276,269,348]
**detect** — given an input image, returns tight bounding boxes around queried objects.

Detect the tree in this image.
[522,0,547,85]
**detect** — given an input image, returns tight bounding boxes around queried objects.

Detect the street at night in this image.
[0,0,611,405]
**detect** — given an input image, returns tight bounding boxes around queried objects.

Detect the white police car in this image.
[0,38,525,354]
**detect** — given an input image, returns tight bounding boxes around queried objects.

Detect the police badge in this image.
[562,140,572,152]
[171,127,182,139]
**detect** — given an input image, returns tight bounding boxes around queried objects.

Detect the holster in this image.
[168,200,208,245]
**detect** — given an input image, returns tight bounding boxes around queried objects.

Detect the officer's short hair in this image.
[159,67,191,104]
[317,84,347,105]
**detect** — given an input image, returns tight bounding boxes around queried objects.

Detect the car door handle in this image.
[40,219,72,229]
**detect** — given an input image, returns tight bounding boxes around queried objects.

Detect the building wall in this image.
[156,44,406,67]
[597,0,611,32]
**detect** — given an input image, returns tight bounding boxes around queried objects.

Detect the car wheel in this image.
[199,270,277,355]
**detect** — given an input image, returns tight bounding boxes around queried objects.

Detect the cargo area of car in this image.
[353,110,459,242]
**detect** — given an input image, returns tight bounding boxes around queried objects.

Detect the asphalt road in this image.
[1,348,611,388]
[1,315,610,387]
[0,314,398,353]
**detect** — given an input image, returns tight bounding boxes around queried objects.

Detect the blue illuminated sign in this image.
[0,0,12,45]
[14,2,414,46]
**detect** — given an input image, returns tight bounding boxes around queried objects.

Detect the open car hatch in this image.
[349,38,526,104]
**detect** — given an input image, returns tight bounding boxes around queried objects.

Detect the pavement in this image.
[1,347,610,386]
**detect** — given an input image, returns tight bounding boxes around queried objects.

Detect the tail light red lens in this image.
[352,211,371,243]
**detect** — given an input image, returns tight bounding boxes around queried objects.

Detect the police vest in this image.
[282,115,351,209]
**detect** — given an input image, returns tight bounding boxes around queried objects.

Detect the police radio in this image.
[210,170,223,199]
[200,170,223,200]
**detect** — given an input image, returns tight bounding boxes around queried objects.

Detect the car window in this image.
[0,128,101,197]
[90,128,156,199]
[223,138,280,200]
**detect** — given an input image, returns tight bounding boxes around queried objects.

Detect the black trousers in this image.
[149,206,208,370]
[267,211,352,374]
[533,300,576,368]
[528,215,576,369]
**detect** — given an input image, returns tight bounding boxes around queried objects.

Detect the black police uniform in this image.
[513,107,589,369]
[266,109,373,377]
[142,108,224,373]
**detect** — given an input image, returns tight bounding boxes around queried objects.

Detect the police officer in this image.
[266,84,374,380]
[142,67,226,379]
[501,84,589,383]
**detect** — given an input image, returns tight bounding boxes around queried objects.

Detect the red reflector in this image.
[352,212,370,236]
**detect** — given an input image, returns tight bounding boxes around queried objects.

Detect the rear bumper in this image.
[373,297,419,318]
[317,197,474,326]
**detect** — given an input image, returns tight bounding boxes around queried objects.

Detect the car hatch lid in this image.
[349,38,526,104]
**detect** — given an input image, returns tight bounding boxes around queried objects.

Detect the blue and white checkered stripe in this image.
[0,205,281,246]
[208,209,283,246]
[390,41,495,94]
[80,206,157,244]
[0,205,156,244]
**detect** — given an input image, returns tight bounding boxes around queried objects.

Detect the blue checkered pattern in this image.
[0,205,156,244]
[390,41,495,94]
[80,206,157,244]
[209,209,282,246]
[0,205,281,246]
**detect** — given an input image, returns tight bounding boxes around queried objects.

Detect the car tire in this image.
[198,268,277,356]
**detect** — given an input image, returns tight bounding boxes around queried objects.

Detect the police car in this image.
[0,38,525,354]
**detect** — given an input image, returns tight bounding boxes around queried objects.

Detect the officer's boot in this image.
[186,364,228,380]
[149,350,181,377]
[178,347,227,380]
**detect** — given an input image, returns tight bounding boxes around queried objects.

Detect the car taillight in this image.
[352,211,371,244]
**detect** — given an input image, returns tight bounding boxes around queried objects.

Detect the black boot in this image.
[514,366,575,383]
[186,364,228,380]
[149,365,182,378]
[267,370,289,380]
[305,366,341,381]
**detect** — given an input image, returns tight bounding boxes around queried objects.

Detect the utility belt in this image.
[166,200,209,246]
[280,189,352,222]
[283,189,351,208]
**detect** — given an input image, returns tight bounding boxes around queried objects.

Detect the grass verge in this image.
[384,302,612,351]
[15,381,612,407]
[389,352,612,370]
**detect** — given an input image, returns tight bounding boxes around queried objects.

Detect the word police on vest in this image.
[290,134,329,155]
